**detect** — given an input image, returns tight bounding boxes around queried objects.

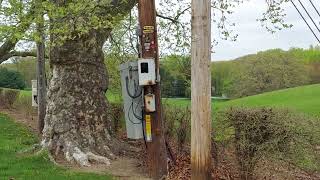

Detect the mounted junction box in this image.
[31,80,38,107]
[138,58,156,86]
[144,93,156,113]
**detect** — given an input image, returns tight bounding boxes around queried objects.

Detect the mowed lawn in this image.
[0,114,112,180]
[16,84,320,117]
[167,84,320,117]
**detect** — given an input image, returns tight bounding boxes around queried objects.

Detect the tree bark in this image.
[39,0,137,166]
[41,29,116,166]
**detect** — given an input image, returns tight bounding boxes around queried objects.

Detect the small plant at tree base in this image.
[108,103,124,135]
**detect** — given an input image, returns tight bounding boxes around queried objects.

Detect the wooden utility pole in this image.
[36,15,46,134]
[138,0,167,179]
[191,0,212,179]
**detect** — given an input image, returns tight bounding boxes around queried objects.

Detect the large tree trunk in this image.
[41,29,117,166]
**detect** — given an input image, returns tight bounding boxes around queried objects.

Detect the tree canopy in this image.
[0,0,293,63]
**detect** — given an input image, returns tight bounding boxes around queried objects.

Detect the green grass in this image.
[8,83,320,117]
[106,90,122,103]
[167,84,320,117]
[4,83,320,117]
[1,84,320,174]
[0,113,113,180]
[17,88,122,104]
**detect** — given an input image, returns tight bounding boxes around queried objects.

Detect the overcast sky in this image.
[213,0,320,61]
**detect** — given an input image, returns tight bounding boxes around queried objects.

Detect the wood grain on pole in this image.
[138,0,168,179]
[191,0,212,179]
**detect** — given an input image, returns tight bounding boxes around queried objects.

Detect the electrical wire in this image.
[125,76,142,99]
[297,0,320,33]
[308,0,320,18]
[124,68,147,147]
[126,71,143,124]
[126,73,143,124]
[290,0,320,43]
[141,109,148,149]
[133,99,143,120]
[127,102,142,124]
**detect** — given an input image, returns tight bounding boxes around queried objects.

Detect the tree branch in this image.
[156,13,179,24]
[1,51,37,63]
[0,0,36,64]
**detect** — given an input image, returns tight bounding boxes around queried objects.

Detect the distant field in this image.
[167,84,320,117]
[0,114,112,180]
[4,83,320,117]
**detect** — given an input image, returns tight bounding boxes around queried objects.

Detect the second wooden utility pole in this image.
[138,0,167,179]
[36,16,46,134]
[191,0,212,179]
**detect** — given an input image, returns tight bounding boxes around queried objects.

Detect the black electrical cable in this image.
[125,76,142,99]
[308,0,320,18]
[124,68,146,146]
[290,0,320,43]
[134,99,143,120]
[141,109,148,149]
[127,102,142,125]
[297,0,320,34]
[132,101,143,120]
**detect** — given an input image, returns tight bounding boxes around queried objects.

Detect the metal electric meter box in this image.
[31,80,38,107]
[119,62,144,139]
[138,58,156,86]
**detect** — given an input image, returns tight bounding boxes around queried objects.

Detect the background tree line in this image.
[1,47,320,99]
[161,47,320,98]
[212,48,320,98]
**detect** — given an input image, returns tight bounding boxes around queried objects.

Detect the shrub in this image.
[14,92,35,117]
[0,88,3,106]
[164,105,191,152]
[0,67,26,90]
[2,89,20,108]
[223,107,320,179]
[108,102,124,135]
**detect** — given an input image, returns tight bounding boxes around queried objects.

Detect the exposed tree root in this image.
[41,137,114,167]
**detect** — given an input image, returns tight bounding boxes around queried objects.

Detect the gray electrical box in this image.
[119,62,143,139]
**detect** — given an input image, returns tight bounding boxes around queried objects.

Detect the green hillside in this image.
[167,84,320,117]
[218,84,320,117]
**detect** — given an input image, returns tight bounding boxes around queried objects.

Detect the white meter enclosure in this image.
[138,58,156,86]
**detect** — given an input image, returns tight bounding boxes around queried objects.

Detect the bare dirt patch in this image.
[0,107,38,134]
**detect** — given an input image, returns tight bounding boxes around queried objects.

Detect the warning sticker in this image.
[144,26,154,30]
[143,26,154,34]
[145,115,152,142]
[143,29,154,34]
